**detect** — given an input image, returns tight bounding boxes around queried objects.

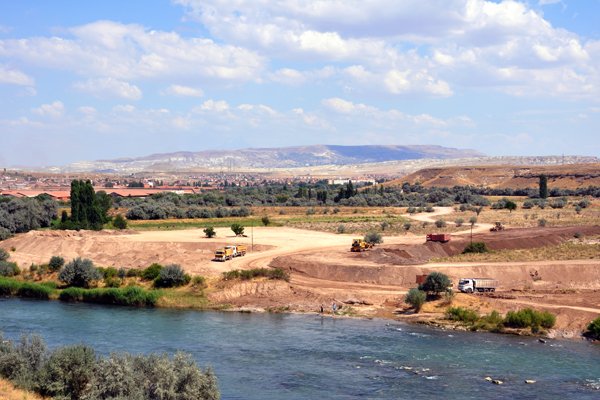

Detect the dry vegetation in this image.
[430,240,600,263]
[0,378,44,400]
[452,198,600,228]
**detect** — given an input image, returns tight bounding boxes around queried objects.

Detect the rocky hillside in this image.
[61,144,483,172]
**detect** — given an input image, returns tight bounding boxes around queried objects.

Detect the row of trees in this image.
[0,196,57,239]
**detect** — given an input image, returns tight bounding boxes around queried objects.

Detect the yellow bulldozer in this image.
[351,238,374,252]
[490,222,505,232]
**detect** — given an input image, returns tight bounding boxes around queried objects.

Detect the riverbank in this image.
[1,274,592,341]
[2,298,600,399]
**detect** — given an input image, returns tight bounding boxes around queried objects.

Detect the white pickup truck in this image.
[458,278,498,293]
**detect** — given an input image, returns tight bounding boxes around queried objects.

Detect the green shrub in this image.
[203,226,216,238]
[364,231,383,244]
[48,256,65,272]
[104,276,121,288]
[141,263,163,280]
[59,258,101,288]
[435,219,447,228]
[113,214,128,230]
[462,242,489,254]
[261,215,270,226]
[191,276,207,289]
[418,272,451,295]
[442,289,455,305]
[447,307,479,324]
[404,288,426,312]
[97,266,118,279]
[0,261,20,277]
[504,308,556,331]
[337,224,346,234]
[37,345,96,399]
[473,310,505,332]
[585,317,600,340]
[0,248,9,261]
[126,268,141,277]
[0,334,220,400]
[0,227,12,241]
[231,223,245,236]
[154,264,190,288]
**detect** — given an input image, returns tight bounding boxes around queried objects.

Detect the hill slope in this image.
[387,163,600,189]
[63,144,483,172]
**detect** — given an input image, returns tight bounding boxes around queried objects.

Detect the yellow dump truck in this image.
[214,245,247,261]
[351,239,373,252]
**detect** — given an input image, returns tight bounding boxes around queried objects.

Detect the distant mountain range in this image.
[57,145,485,173]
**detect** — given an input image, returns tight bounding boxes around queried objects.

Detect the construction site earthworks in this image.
[2,200,599,338]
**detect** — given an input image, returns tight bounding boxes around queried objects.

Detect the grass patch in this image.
[0,277,54,299]
[59,286,161,307]
[157,289,210,309]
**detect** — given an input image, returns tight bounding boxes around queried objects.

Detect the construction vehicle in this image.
[458,278,498,293]
[214,245,247,261]
[490,222,505,232]
[351,238,374,252]
[426,233,451,243]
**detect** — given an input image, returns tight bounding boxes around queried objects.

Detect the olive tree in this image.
[418,272,451,296]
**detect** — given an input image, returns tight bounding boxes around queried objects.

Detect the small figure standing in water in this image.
[319,304,324,313]
[332,302,338,315]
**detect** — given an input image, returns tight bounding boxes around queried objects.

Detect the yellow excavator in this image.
[351,238,374,252]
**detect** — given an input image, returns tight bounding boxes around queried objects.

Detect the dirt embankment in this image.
[0,229,272,274]
[365,225,600,265]
[273,226,600,286]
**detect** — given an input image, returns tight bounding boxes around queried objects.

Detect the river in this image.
[1,299,599,399]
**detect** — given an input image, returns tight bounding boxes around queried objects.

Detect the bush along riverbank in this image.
[445,307,556,335]
[0,333,220,400]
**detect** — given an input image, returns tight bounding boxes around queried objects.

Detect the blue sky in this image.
[1,0,599,166]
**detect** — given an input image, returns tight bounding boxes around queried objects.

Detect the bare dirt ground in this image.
[2,207,599,337]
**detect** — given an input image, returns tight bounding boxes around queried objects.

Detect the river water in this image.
[1,299,599,399]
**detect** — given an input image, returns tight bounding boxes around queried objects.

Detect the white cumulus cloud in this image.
[74,78,142,100]
[0,65,34,86]
[32,101,65,118]
[164,85,204,97]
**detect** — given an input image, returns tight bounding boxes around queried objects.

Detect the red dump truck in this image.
[426,233,451,243]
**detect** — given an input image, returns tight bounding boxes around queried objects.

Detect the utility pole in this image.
[470,223,473,245]
[251,220,254,252]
